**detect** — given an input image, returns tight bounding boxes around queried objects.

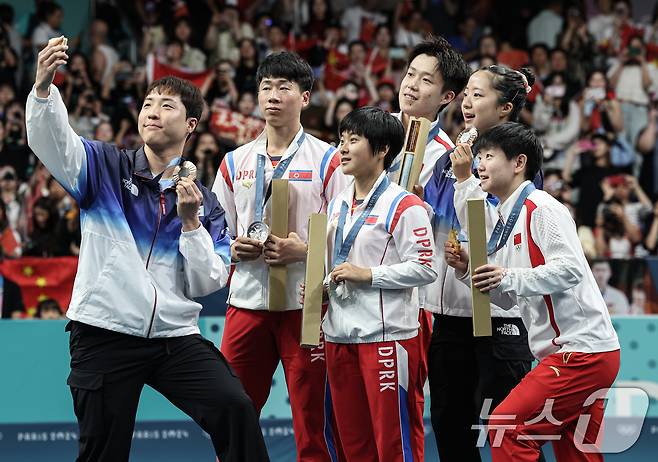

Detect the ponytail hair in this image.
[480,65,535,122]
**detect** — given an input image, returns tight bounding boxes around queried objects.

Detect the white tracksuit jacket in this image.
[323,172,438,343]
[461,181,620,360]
[212,127,350,311]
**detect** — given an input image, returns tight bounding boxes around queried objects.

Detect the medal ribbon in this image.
[253,132,306,223]
[333,176,390,267]
[487,182,535,256]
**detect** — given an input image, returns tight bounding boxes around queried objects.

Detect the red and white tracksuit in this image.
[461,181,621,461]
[212,127,349,461]
[324,173,437,461]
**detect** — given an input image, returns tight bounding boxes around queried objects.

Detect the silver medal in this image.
[457,127,478,146]
[247,221,270,243]
[172,161,197,183]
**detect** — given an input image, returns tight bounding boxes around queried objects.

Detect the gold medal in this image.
[448,228,461,253]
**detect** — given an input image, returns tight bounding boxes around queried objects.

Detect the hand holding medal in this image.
[175,162,202,231]
[447,228,461,253]
[172,160,198,184]
[450,127,478,183]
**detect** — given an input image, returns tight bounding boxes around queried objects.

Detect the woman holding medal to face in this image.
[323,107,437,462]
[424,64,545,462]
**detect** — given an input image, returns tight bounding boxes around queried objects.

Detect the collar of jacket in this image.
[131,146,184,190]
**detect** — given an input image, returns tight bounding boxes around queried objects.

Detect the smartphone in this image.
[578,139,595,151]
[545,84,566,99]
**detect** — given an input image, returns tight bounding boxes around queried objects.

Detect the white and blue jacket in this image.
[26,85,231,338]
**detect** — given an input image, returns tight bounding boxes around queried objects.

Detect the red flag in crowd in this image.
[1,257,78,317]
[209,107,265,146]
[146,54,212,88]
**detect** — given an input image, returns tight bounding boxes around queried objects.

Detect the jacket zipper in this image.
[145,191,166,337]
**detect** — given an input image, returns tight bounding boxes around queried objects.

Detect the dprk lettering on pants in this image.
[378,346,396,392]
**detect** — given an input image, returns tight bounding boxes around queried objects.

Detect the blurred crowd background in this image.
[2,0,658,318]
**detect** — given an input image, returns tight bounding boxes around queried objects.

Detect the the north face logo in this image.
[122,178,138,196]
[496,323,520,336]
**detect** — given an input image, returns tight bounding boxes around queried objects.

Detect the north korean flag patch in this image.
[365,215,378,225]
[289,170,313,181]
[513,233,522,246]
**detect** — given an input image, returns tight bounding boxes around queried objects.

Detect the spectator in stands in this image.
[35,298,64,319]
[323,96,355,145]
[138,0,167,60]
[55,202,80,256]
[161,38,186,72]
[469,34,498,71]
[533,72,581,167]
[0,165,23,240]
[0,3,21,85]
[0,9,17,86]
[204,4,254,66]
[63,52,95,108]
[0,197,18,257]
[630,280,647,314]
[549,47,569,75]
[69,88,109,139]
[608,35,652,148]
[580,69,623,134]
[562,132,627,229]
[173,16,206,72]
[0,80,14,116]
[0,267,24,318]
[527,0,563,48]
[265,22,288,56]
[448,16,480,60]
[31,2,63,60]
[190,131,222,189]
[529,43,551,82]
[367,78,398,113]
[588,0,615,54]
[643,200,658,254]
[94,120,114,143]
[87,18,119,85]
[101,60,144,128]
[24,196,59,257]
[3,100,25,147]
[394,8,424,50]
[202,59,238,109]
[234,38,259,95]
[591,259,631,315]
[0,117,34,181]
[366,24,396,78]
[543,168,571,204]
[594,179,638,259]
[300,0,334,43]
[558,5,595,85]
[341,0,387,43]
[637,105,658,197]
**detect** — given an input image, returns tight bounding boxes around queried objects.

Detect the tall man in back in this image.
[386,35,471,454]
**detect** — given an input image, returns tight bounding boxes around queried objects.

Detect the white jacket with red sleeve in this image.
[323,172,438,343]
[212,127,350,311]
[464,181,620,360]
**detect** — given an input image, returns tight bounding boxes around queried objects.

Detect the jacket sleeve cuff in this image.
[454,174,479,191]
[370,266,384,287]
[179,224,215,259]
